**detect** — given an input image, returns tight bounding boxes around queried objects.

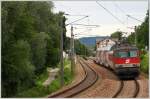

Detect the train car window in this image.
[129,51,137,57]
[114,51,128,58]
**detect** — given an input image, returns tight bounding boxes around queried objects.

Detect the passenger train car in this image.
[95,40,140,79]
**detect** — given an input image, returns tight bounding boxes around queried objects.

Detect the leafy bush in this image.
[48,78,61,93]
[16,59,73,97]
[36,69,49,86]
[140,53,149,74]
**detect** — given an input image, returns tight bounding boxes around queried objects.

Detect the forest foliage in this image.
[74,39,92,56]
[111,10,149,50]
[127,11,149,49]
[2,1,68,97]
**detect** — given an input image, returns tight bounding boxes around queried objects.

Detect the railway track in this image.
[133,80,140,97]
[89,58,140,98]
[48,58,98,98]
[113,79,140,98]
[112,80,124,98]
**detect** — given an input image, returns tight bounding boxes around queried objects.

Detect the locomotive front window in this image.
[129,51,137,57]
[114,51,128,58]
[114,50,138,58]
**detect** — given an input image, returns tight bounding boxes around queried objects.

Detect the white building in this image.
[96,38,118,51]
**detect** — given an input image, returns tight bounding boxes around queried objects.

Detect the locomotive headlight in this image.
[133,64,140,67]
[133,64,137,67]
[115,64,122,68]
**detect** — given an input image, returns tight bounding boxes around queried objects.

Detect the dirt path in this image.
[43,68,59,87]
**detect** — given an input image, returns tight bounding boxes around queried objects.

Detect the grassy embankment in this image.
[16,59,73,97]
[140,51,149,76]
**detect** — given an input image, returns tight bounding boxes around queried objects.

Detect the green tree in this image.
[111,31,122,40]
[30,32,49,74]
[2,1,67,97]
[74,39,92,56]
[2,40,35,97]
[127,10,149,49]
[136,11,149,49]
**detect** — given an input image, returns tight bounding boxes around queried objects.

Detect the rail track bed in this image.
[76,58,148,98]
[48,57,148,98]
[48,58,98,98]
[76,59,120,98]
[113,79,140,98]
[89,58,141,98]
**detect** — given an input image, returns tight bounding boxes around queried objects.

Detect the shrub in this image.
[140,53,149,74]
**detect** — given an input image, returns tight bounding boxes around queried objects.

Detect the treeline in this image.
[2,1,68,97]
[127,10,149,74]
[111,10,149,50]
[74,39,92,56]
[127,10,149,49]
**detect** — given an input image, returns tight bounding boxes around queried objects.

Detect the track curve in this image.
[133,79,140,97]
[89,58,140,98]
[48,58,98,98]
[113,79,140,98]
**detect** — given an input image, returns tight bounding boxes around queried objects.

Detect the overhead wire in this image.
[112,1,126,14]
[112,1,143,38]
[112,1,143,22]
[126,15,143,22]
[96,0,125,25]
[112,1,129,35]
[66,16,88,26]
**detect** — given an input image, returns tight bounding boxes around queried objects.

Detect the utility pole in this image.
[70,25,75,75]
[85,46,86,56]
[126,14,142,46]
[127,26,137,45]
[60,17,64,87]
[64,14,89,75]
[72,28,75,74]
[134,26,137,46]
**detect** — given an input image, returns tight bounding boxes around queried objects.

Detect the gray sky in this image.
[53,1,148,38]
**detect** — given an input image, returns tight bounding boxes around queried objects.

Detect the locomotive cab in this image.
[112,46,140,79]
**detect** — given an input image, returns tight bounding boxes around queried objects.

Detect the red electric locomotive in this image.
[96,41,140,79]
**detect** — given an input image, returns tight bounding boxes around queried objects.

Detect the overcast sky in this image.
[53,0,148,38]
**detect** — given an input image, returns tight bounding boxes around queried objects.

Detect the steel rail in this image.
[88,57,140,98]
[48,58,87,98]
[68,58,98,97]
[48,57,98,98]
[133,79,140,98]
[88,57,124,98]
[112,80,124,98]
